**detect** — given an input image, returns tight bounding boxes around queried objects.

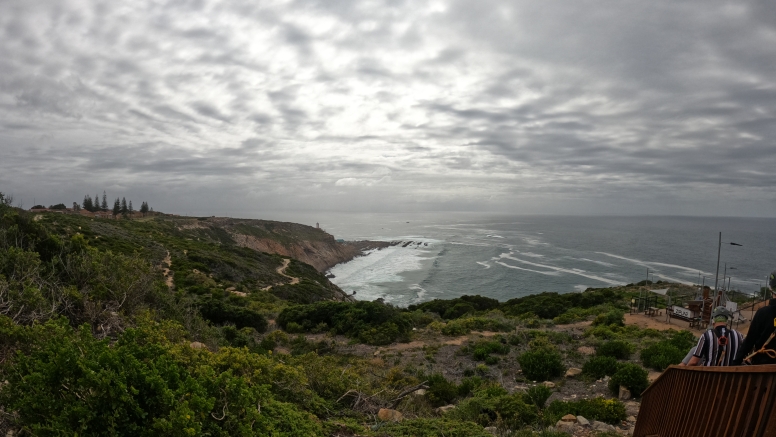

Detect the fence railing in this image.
[634,364,776,437]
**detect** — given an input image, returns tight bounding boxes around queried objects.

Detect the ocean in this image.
[296,213,776,308]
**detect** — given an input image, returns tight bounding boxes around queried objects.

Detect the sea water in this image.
[304,213,776,307]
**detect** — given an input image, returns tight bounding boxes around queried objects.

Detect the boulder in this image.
[484,426,498,435]
[619,385,632,400]
[577,415,590,426]
[592,421,616,432]
[555,421,578,433]
[189,341,207,350]
[377,408,403,422]
[565,367,583,378]
[627,415,637,423]
[413,389,427,396]
[561,414,577,422]
[435,405,456,414]
[542,381,556,388]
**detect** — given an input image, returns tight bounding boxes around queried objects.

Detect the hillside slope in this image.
[31,213,357,303]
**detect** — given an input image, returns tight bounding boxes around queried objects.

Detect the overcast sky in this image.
[1,0,775,218]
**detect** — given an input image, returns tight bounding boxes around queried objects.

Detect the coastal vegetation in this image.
[0,196,702,436]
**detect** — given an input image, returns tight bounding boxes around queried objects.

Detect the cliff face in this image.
[231,233,371,272]
[184,217,391,272]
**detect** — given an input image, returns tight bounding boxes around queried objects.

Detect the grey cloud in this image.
[1,0,775,217]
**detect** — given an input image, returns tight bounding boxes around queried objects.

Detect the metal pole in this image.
[723,263,727,289]
[711,232,721,329]
[643,268,650,311]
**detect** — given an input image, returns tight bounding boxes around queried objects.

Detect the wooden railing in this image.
[634,365,776,437]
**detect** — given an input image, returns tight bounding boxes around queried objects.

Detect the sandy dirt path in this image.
[262,258,300,291]
[161,251,174,289]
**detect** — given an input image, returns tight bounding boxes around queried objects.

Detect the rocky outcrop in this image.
[231,234,391,272]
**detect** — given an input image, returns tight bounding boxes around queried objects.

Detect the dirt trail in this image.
[262,258,300,291]
[625,310,754,335]
[161,251,174,289]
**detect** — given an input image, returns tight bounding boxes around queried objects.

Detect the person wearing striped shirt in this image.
[686,307,743,367]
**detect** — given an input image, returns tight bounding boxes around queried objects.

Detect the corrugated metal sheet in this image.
[634,364,776,437]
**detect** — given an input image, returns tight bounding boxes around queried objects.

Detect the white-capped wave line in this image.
[596,252,710,276]
[500,253,622,285]
[495,261,560,276]
[476,261,491,269]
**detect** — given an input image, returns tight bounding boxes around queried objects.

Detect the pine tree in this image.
[121,197,128,216]
[140,201,149,217]
[129,200,133,217]
[113,198,120,217]
[83,195,93,212]
[101,191,108,211]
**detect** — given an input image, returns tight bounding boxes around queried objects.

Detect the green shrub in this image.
[450,389,537,430]
[546,398,627,425]
[592,310,625,327]
[408,295,501,319]
[640,342,686,371]
[424,373,459,407]
[526,385,553,409]
[457,377,486,397]
[502,289,625,320]
[277,300,411,345]
[517,342,565,382]
[666,330,697,350]
[0,318,322,436]
[641,331,697,371]
[596,340,634,359]
[582,356,620,380]
[467,339,510,361]
[198,296,268,332]
[609,363,649,396]
[438,316,514,336]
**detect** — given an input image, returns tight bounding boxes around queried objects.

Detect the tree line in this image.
[80,191,150,217]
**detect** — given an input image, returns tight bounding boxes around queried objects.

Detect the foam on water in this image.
[329,239,439,304]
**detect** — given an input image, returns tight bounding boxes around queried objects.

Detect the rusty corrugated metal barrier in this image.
[634,364,776,437]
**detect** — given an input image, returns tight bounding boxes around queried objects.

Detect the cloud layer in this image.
[1,0,775,216]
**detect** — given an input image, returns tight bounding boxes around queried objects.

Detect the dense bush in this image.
[596,340,634,359]
[277,300,411,345]
[423,373,460,407]
[449,387,538,431]
[0,317,322,436]
[464,339,511,361]
[609,363,650,397]
[517,339,565,381]
[546,398,627,425]
[408,289,625,322]
[582,356,621,380]
[641,330,697,371]
[198,296,268,332]
[502,289,624,320]
[434,316,515,336]
[408,295,501,319]
[526,385,553,410]
[592,309,625,327]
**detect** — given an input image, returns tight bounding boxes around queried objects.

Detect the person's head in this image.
[712,306,732,326]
